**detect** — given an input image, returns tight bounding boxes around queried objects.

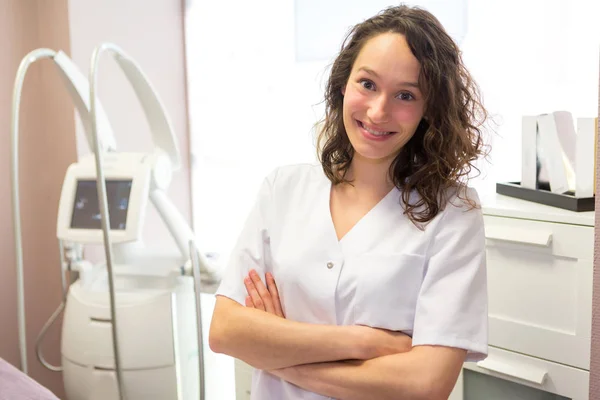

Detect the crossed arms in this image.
[209,270,466,400]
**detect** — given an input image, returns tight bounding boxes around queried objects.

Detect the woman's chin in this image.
[352,149,398,165]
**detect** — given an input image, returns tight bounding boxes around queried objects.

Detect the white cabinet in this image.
[485,215,593,370]
[451,194,594,400]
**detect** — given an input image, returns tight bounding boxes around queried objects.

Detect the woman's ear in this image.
[341,85,346,96]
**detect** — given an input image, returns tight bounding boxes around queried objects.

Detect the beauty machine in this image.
[11,44,221,400]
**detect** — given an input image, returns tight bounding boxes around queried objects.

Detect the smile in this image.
[357,120,396,140]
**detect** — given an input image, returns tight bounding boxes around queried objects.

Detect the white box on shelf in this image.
[521,116,538,189]
[537,113,571,194]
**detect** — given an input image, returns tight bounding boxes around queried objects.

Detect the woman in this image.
[209,5,488,400]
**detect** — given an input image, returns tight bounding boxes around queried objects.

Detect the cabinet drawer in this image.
[464,346,589,400]
[483,215,593,370]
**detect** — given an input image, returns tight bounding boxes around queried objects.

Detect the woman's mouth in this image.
[357,120,396,140]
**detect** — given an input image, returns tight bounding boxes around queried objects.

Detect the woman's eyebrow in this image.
[358,66,420,89]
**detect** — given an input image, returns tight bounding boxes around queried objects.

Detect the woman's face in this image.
[342,32,426,166]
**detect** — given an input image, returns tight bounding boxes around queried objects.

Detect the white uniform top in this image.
[216,163,488,400]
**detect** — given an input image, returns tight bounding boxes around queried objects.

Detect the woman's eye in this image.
[360,79,375,91]
[397,92,415,101]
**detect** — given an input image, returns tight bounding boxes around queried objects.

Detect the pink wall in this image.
[0,1,75,398]
[0,0,191,398]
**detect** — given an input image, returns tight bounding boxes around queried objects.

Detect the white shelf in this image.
[480,193,595,227]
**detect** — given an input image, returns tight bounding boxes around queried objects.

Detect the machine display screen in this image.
[70,180,133,230]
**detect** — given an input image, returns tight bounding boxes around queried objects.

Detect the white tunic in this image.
[216,163,488,400]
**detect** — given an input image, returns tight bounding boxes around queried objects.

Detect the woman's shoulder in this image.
[443,185,482,210]
[434,185,484,229]
[404,184,481,216]
[409,185,483,232]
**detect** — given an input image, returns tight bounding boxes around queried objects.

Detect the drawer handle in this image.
[476,358,548,385]
[485,226,552,247]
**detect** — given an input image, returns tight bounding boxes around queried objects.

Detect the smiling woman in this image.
[209,5,489,400]
[341,33,425,163]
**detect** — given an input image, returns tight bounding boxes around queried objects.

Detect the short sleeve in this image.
[215,170,276,305]
[411,188,488,362]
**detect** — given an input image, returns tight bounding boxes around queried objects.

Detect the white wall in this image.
[462,0,600,196]
[186,0,325,260]
[187,0,600,258]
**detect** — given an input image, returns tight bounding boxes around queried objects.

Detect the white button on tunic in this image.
[216,164,488,400]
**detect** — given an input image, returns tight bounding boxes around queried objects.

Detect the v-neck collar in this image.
[322,175,399,255]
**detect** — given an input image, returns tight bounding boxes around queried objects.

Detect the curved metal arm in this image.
[11,48,58,375]
[88,42,181,170]
[89,43,127,400]
[151,190,221,282]
[189,240,206,400]
[52,51,117,153]
[11,48,118,375]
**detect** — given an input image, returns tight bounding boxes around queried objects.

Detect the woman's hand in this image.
[244,269,286,318]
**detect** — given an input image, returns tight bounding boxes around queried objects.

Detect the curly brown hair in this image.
[317,5,489,226]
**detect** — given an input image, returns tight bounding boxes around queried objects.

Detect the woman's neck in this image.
[344,155,395,196]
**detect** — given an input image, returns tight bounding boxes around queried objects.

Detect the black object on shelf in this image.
[496,182,595,212]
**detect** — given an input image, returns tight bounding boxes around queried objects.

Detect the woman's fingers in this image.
[248,270,276,314]
[244,276,265,311]
[266,272,285,318]
[243,270,285,318]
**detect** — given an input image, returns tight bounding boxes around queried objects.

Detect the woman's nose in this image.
[367,95,391,124]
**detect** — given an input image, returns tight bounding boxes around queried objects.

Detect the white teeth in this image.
[361,122,390,136]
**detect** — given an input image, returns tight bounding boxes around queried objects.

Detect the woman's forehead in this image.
[353,33,421,85]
